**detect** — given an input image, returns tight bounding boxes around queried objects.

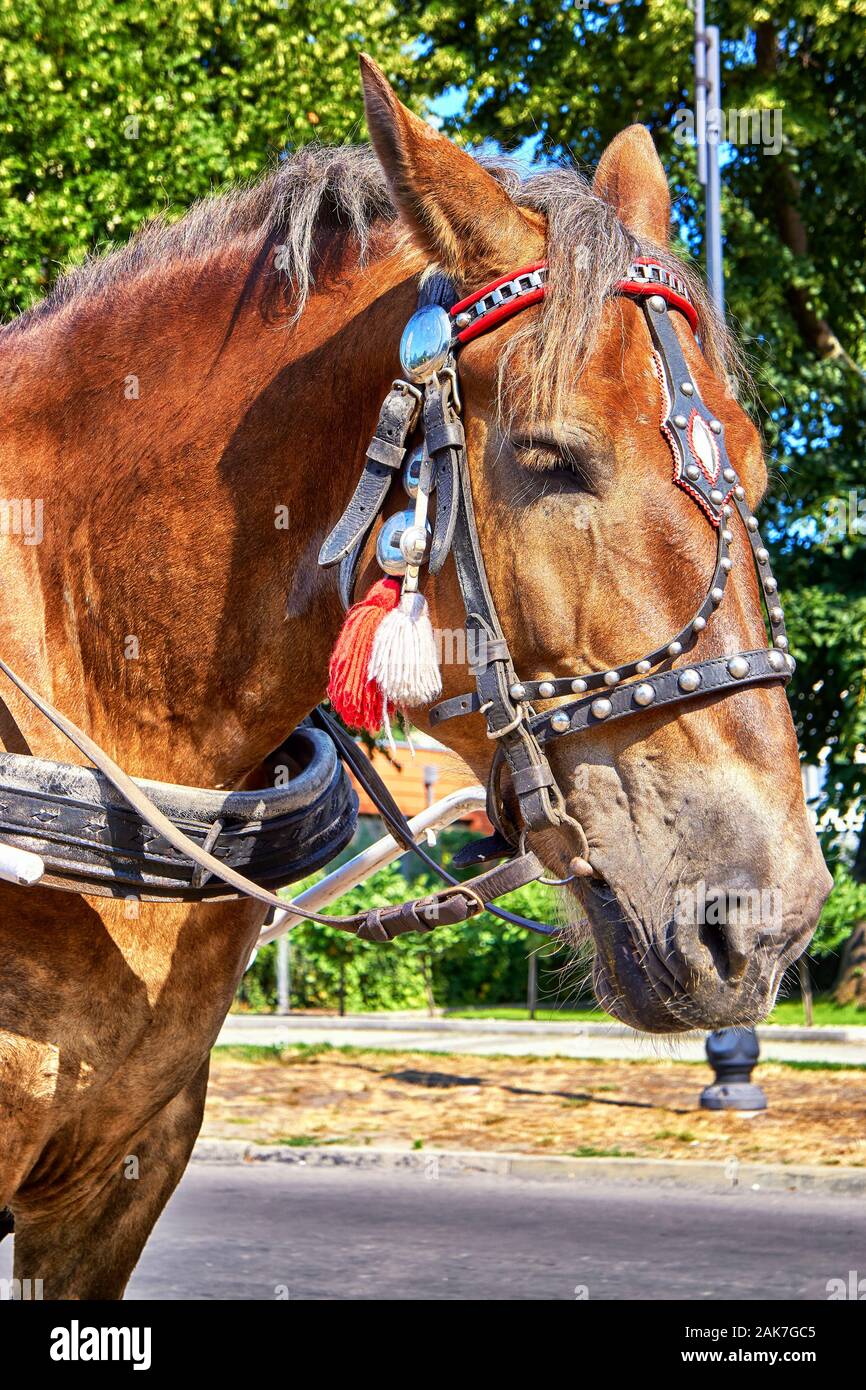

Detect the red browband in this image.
[450,256,699,341]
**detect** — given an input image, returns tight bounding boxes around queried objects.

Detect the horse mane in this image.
[2,140,741,413]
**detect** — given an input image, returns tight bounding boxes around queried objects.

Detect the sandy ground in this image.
[204,1047,866,1166]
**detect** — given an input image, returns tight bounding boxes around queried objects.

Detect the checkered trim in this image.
[448,258,698,346]
[450,265,548,343]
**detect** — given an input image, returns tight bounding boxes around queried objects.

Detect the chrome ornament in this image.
[376,509,426,577]
[727,656,750,679]
[538,681,556,699]
[678,668,701,692]
[399,524,429,566]
[633,683,656,707]
[550,710,571,733]
[399,305,453,383]
[591,697,613,720]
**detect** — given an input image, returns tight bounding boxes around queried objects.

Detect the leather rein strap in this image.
[0,657,546,940]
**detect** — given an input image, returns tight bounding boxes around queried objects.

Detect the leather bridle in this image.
[319,257,793,871]
[0,254,793,947]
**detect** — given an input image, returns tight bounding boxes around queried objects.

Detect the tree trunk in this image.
[833,921,866,1008]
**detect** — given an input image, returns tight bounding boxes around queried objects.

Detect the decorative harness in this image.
[318,257,793,896]
[0,255,792,944]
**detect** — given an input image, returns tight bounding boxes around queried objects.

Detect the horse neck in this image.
[1,232,418,785]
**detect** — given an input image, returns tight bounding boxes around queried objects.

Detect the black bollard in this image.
[700,1025,767,1111]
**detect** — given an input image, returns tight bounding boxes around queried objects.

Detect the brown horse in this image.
[0,57,829,1298]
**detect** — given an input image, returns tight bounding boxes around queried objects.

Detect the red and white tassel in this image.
[327,577,400,734]
[369,589,442,710]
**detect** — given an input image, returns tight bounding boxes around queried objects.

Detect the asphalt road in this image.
[100,1163,866,1301]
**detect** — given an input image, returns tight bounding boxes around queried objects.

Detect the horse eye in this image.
[510,433,594,489]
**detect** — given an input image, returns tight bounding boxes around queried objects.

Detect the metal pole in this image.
[693,0,707,187]
[276,935,291,1015]
[704,24,724,314]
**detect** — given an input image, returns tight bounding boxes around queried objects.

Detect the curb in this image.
[224,1014,866,1045]
[192,1139,866,1196]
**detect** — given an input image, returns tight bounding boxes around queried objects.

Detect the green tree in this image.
[0,0,414,317]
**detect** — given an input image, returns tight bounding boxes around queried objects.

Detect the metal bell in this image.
[399,305,453,383]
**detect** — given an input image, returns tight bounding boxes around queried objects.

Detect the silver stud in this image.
[591,697,613,720]
[727,656,750,679]
[686,464,700,481]
[723,504,733,518]
[692,616,707,632]
[538,681,556,699]
[454,311,472,329]
[767,650,786,672]
[711,587,724,604]
[764,578,777,593]
[709,419,722,434]
[756,547,768,564]
[678,668,702,692]
[710,489,724,506]
[734,485,745,500]
[774,635,788,651]
[667,641,682,658]
[604,671,620,687]
[674,414,688,429]
[720,557,732,573]
[746,516,759,532]
[723,468,736,483]
[723,528,734,544]
[681,382,694,396]
[571,678,588,694]
[509,683,526,701]
[770,606,783,624]
[633,684,656,707]
[785,654,796,672]
[550,710,571,733]
[648,295,667,313]
[636,660,652,675]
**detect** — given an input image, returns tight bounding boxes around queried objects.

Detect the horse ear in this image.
[592,126,670,245]
[359,54,540,283]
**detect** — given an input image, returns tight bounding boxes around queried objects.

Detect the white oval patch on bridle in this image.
[688,411,721,483]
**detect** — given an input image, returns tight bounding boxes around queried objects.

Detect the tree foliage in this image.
[0,0,414,317]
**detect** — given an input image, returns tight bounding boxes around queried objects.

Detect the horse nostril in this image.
[697,914,750,984]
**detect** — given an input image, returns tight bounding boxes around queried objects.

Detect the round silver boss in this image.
[376,509,428,576]
[399,305,453,383]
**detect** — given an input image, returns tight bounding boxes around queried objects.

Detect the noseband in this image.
[320,256,793,857]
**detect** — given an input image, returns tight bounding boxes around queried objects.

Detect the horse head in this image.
[353,58,830,1032]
